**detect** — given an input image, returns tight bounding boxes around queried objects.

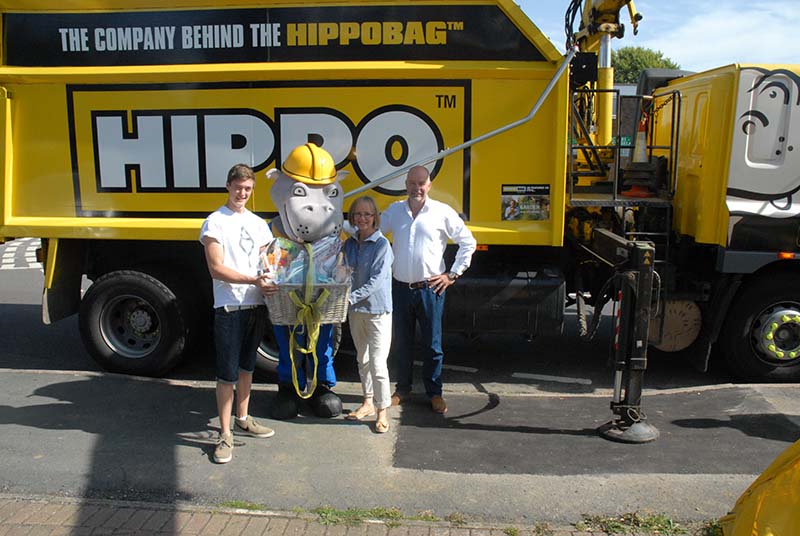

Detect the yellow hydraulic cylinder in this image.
[597,65,614,146]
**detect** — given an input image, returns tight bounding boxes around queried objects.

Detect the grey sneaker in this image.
[235,416,275,438]
[214,432,233,464]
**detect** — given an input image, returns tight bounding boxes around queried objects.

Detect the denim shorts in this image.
[214,306,267,384]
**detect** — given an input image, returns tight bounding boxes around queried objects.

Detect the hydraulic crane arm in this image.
[568,0,641,53]
[566,0,642,146]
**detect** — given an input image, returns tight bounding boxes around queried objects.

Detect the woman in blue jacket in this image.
[343,196,394,433]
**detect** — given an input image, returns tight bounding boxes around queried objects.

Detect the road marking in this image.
[413,360,478,373]
[511,372,593,385]
[0,238,42,270]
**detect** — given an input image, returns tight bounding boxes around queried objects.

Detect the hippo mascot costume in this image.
[267,143,347,420]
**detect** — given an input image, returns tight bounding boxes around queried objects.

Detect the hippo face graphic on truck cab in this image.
[727,68,800,217]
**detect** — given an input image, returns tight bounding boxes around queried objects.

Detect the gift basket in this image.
[260,235,351,325]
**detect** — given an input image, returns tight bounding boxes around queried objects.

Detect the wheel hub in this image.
[757,307,800,361]
[99,294,161,359]
[129,309,153,333]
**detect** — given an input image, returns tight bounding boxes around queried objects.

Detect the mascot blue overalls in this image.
[266,143,346,420]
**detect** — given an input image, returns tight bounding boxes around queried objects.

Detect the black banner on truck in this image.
[3,5,546,67]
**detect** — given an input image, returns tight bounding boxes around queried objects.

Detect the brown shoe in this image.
[390,391,409,407]
[431,395,448,414]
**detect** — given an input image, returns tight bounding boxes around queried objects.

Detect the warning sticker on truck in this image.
[501,184,550,221]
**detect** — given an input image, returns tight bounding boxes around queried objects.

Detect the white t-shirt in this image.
[199,205,272,308]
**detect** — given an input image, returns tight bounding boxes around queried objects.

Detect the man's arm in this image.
[428,208,477,295]
[202,236,261,285]
[202,236,276,297]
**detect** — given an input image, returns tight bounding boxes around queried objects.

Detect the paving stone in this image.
[430,527,450,536]
[284,518,307,536]
[325,524,348,536]
[181,512,212,534]
[302,520,327,536]
[27,527,57,536]
[101,507,135,529]
[55,505,97,527]
[81,507,115,528]
[140,510,173,532]
[0,503,20,523]
[119,509,156,531]
[262,516,288,536]
[24,503,64,526]
[5,502,44,524]
[407,525,431,536]
[200,513,231,535]
[221,514,251,536]
[4,526,34,536]
[241,516,271,536]
[173,511,197,532]
[46,526,94,536]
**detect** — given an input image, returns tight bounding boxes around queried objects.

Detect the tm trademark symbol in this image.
[447,21,464,31]
[436,95,457,109]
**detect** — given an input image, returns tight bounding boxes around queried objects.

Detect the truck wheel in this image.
[255,321,343,377]
[720,273,800,381]
[79,270,187,377]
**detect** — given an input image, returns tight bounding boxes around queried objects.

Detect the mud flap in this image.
[42,238,85,324]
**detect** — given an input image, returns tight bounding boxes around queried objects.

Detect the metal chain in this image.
[650,93,675,118]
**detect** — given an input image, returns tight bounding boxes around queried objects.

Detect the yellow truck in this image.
[1,1,799,409]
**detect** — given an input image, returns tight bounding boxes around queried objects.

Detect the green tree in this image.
[611,46,680,84]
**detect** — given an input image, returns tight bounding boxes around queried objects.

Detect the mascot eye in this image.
[327,187,340,198]
[292,185,307,197]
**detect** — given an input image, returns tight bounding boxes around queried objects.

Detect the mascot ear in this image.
[335,170,349,183]
[266,168,282,181]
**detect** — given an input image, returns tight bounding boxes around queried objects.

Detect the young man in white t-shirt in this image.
[200,163,277,464]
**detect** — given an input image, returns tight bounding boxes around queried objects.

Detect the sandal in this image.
[375,420,390,434]
[346,405,376,421]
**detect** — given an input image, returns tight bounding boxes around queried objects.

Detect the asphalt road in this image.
[1,238,798,527]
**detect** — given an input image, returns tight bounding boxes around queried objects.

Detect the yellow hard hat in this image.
[281,143,337,185]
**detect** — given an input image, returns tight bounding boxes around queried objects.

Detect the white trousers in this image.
[348,311,393,410]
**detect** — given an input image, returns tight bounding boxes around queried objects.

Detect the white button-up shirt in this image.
[380,198,476,283]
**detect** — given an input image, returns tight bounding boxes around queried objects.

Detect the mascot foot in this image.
[271,384,299,420]
[310,385,342,418]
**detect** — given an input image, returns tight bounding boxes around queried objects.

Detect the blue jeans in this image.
[274,323,336,389]
[391,280,445,397]
[214,306,267,384]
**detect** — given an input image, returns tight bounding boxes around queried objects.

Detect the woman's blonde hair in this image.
[348,196,380,230]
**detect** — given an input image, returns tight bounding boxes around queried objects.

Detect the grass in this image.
[220,502,712,536]
[311,506,404,526]
[575,512,688,535]
[531,522,554,536]
[407,510,440,522]
[218,500,267,511]
[695,519,723,536]
[444,512,467,526]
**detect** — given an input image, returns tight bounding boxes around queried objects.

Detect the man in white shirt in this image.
[380,165,476,414]
[200,163,277,464]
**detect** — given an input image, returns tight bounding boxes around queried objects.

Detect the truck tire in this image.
[719,273,800,381]
[255,321,343,377]
[79,270,187,377]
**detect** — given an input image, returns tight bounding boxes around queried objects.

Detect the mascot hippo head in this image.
[267,143,347,243]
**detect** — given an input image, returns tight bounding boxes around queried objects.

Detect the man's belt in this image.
[408,280,429,290]
[221,304,261,312]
